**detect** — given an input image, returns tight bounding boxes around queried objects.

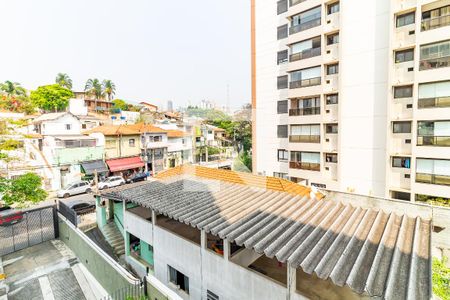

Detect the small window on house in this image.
[395,48,414,63]
[394,85,413,98]
[277,24,288,40]
[277,75,288,89]
[392,156,411,168]
[326,63,339,75]
[278,149,288,161]
[327,2,339,15]
[277,50,288,64]
[168,266,189,294]
[327,32,339,45]
[277,125,288,138]
[326,124,338,133]
[65,124,71,130]
[325,153,338,163]
[393,121,412,133]
[326,94,338,104]
[154,136,162,142]
[396,11,415,27]
[207,290,220,300]
[273,172,288,179]
[82,124,87,129]
[129,138,135,147]
[277,100,288,114]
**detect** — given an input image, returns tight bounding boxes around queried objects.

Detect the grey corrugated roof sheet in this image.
[101,175,431,299]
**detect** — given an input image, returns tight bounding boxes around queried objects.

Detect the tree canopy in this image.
[0,81,26,97]
[85,78,103,99]
[30,84,73,112]
[112,99,128,110]
[1,173,47,207]
[103,79,116,100]
[55,73,73,89]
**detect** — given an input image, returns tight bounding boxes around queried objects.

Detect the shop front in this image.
[105,156,145,180]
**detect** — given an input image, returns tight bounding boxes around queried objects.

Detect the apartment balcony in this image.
[324,162,338,181]
[391,98,413,120]
[288,107,320,116]
[390,167,411,190]
[393,28,416,49]
[419,55,450,71]
[392,0,417,13]
[289,18,321,36]
[324,12,339,33]
[289,135,320,143]
[324,104,338,121]
[289,161,320,171]
[391,134,412,155]
[417,136,450,147]
[324,44,339,63]
[323,134,338,152]
[421,15,450,32]
[324,75,338,93]
[393,63,415,84]
[289,47,321,62]
[418,96,450,109]
[289,77,321,89]
[416,173,450,186]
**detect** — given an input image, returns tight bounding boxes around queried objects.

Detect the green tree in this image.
[112,99,128,110]
[103,79,116,101]
[55,73,73,89]
[30,84,73,112]
[85,78,103,112]
[1,173,47,207]
[433,258,450,300]
[0,81,26,97]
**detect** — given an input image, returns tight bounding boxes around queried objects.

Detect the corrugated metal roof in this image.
[101,174,431,299]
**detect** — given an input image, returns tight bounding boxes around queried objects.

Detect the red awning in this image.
[106,156,145,172]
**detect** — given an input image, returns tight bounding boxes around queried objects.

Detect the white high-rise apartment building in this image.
[252,0,450,202]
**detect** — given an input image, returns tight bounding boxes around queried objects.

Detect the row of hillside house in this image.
[95,165,444,300]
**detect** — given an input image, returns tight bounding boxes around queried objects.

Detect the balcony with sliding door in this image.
[288,6,321,44]
[288,36,321,71]
[416,120,450,158]
[289,124,320,152]
[289,151,320,173]
[288,66,321,98]
[418,40,450,82]
[289,97,321,123]
[417,81,450,119]
[421,5,450,32]
[414,158,450,198]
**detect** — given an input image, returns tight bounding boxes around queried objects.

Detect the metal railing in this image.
[100,281,145,300]
[418,97,450,108]
[289,135,320,143]
[289,17,321,35]
[289,161,320,171]
[417,136,450,146]
[416,173,450,186]
[289,77,321,89]
[419,55,450,70]
[421,15,450,31]
[290,47,321,62]
[289,107,320,116]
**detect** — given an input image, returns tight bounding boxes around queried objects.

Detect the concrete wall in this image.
[40,114,82,135]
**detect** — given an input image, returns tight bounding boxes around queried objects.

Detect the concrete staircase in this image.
[101,222,125,257]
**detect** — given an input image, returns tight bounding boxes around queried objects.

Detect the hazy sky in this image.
[0,0,250,110]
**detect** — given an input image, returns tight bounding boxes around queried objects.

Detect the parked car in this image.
[98,176,125,190]
[57,181,92,198]
[126,172,148,184]
[0,206,23,226]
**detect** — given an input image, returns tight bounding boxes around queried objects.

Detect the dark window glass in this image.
[277,0,288,15]
[392,156,411,168]
[277,24,288,40]
[326,94,338,104]
[393,121,412,133]
[277,125,288,138]
[327,64,339,75]
[168,266,189,294]
[277,149,289,161]
[277,100,288,114]
[327,33,339,45]
[277,75,288,89]
[277,50,288,64]
[396,12,415,27]
[327,2,339,15]
[394,85,413,98]
[395,49,414,63]
[325,153,338,163]
[326,124,338,133]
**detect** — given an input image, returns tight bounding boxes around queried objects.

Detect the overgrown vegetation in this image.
[0,173,47,207]
[0,139,24,151]
[433,258,450,300]
[416,194,450,208]
[30,84,74,112]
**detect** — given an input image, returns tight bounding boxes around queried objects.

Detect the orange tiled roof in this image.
[84,123,167,136]
[166,130,188,138]
[156,165,324,199]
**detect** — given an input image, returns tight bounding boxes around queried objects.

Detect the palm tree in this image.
[55,73,73,89]
[84,78,103,112]
[102,79,116,101]
[0,81,26,97]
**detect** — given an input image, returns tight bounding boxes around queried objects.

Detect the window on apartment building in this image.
[422,5,450,31]
[277,24,288,40]
[129,138,135,147]
[277,75,288,89]
[207,290,220,300]
[420,40,450,70]
[290,97,320,116]
[396,11,415,27]
[418,81,450,108]
[277,0,288,15]
[290,6,321,34]
[416,158,450,186]
[278,149,289,161]
[417,120,450,146]
[273,172,289,179]
[326,124,338,134]
[277,125,288,138]
[277,100,288,114]
[326,94,338,105]
[65,124,71,130]
[395,48,414,63]
[325,153,338,163]
[392,156,411,168]
[290,151,321,171]
[290,36,321,62]
[168,265,189,294]
[327,32,339,45]
[394,85,413,98]
[327,2,339,15]
[290,124,320,143]
[290,66,321,88]
[393,121,412,133]
[277,50,288,64]
[326,63,339,75]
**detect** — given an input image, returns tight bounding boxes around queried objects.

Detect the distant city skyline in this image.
[0,0,250,111]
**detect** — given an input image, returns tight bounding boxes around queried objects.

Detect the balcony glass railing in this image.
[290,47,321,62]
[289,17,321,35]
[418,97,450,108]
[289,77,321,89]
[289,161,320,171]
[419,55,450,70]
[416,173,450,186]
[417,136,450,146]
[289,135,320,143]
[421,15,450,31]
[289,107,320,116]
